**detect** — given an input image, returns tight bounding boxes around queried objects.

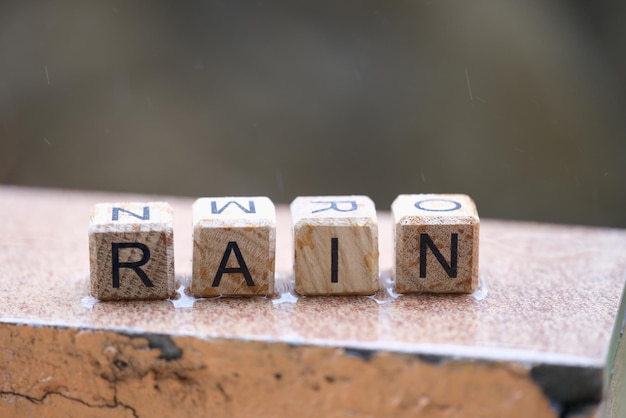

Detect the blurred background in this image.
[0,1,624,227]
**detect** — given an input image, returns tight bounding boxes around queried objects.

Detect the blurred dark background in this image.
[1,1,625,227]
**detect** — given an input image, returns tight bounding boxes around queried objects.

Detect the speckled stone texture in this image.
[1,186,626,417]
[89,202,175,301]
[191,197,276,297]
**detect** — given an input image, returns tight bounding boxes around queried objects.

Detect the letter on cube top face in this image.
[392,194,480,294]
[291,196,379,296]
[89,202,175,301]
[191,197,276,297]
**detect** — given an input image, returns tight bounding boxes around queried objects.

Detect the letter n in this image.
[419,233,458,278]
[112,206,150,221]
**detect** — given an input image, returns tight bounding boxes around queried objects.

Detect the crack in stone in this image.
[0,390,139,417]
[216,382,231,403]
[110,372,139,418]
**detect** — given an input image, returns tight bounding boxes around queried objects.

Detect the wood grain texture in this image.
[190,197,276,297]
[393,194,479,294]
[89,202,175,301]
[1,186,626,417]
[291,196,379,296]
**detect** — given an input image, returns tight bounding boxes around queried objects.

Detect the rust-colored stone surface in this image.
[0,324,557,417]
[1,186,625,417]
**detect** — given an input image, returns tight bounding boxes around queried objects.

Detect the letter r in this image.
[111,242,154,288]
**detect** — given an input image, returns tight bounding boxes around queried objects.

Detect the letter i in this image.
[331,237,338,283]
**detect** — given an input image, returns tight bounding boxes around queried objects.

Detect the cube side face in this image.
[291,195,379,296]
[293,223,379,296]
[89,228,175,301]
[394,220,478,293]
[191,225,275,297]
[89,202,175,301]
[392,194,479,294]
[191,197,276,297]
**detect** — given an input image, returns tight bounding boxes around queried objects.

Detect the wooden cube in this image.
[291,196,379,296]
[89,202,175,301]
[191,197,276,297]
[392,194,479,294]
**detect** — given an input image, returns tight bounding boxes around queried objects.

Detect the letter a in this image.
[212,241,255,287]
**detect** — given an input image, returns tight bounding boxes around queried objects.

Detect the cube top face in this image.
[89,202,175,301]
[89,201,173,232]
[191,197,276,297]
[193,197,276,228]
[290,195,377,225]
[392,194,479,294]
[291,196,379,296]
[392,194,479,225]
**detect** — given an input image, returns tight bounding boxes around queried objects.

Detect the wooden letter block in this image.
[89,202,175,301]
[291,196,379,296]
[392,194,479,294]
[191,197,276,297]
